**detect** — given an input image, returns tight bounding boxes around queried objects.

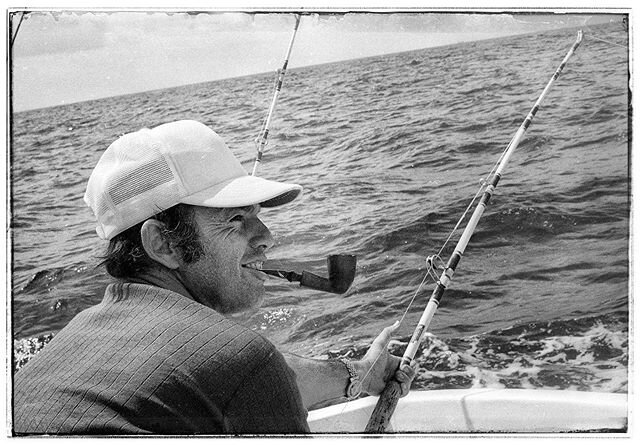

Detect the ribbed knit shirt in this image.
[13,283,309,435]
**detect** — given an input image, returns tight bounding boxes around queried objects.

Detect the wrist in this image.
[339,358,363,400]
[352,359,373,395]
[352,358,386,396]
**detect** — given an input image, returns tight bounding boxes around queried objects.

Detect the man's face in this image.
[178,205,274,314]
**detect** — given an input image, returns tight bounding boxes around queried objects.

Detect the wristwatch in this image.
[339,358,362,400]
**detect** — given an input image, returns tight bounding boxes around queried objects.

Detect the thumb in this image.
[369,321,400,353]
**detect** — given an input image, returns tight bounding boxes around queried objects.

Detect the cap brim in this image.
[180,175,302,209]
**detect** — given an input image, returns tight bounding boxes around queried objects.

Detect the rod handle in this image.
[364,378,402,433]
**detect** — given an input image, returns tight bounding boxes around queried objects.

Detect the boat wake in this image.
[321,311,627,394]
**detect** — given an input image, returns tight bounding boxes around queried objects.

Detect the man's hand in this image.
[354,321,418,397]
[284,321,418,410]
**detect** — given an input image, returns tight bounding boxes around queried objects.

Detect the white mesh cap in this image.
[84,120,302,240]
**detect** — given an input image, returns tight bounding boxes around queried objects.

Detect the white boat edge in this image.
[307,388,628,433]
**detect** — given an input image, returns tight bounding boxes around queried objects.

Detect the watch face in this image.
[347,380,362,399]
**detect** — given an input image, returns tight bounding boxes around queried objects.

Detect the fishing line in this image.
[366,30,584,432]
[334,265,431,418]
[586,33,627,49]
[334,28,549,420]
[580,20,628,50]
[425,255,445,283]
[435,131,517,258]
[339,130,520,414]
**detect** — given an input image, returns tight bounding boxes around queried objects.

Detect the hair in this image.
[100,203,204,278]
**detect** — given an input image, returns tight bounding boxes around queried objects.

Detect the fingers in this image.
[364,321,401,363]
[395,360,419,397]
[359,322,405,395]
[395,362,416,383]
[373,320,400,347]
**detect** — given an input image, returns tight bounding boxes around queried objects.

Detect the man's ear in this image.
[140,219,181,270]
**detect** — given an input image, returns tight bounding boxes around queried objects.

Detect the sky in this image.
[8,8,619,112]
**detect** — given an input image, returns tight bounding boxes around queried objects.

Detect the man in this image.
[13,120,415,434]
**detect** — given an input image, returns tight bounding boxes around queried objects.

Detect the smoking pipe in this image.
[260,254,357,294]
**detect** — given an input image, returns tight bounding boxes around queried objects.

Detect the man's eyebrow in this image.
[224,205,260,216]
[240,205,260,214]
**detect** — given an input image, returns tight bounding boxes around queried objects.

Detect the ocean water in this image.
[10,22,629,394]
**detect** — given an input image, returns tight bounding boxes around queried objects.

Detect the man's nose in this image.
[249,216,274,251]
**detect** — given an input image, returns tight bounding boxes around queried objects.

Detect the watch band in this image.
[339,358,362,400]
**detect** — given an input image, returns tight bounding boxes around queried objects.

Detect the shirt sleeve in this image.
[224,347,310,434]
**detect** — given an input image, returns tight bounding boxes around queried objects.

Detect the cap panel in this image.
[152,120,247,196]
[108,155,174,206]
[170,148,246,195]
[110,181,183,239]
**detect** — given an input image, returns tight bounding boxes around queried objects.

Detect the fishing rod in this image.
[250,14,301,176]
[365,30,583,433]
[248,14,358,294]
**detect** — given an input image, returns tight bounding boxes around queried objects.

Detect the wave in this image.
[19,268,67,293]
[17,264,91,295]
[472,204,624,246]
